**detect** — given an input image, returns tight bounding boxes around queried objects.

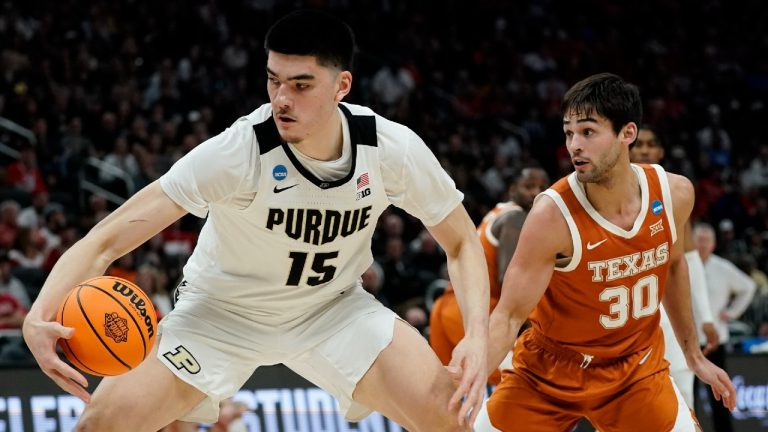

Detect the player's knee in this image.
[75,405,120,432]
[416,411,464,432]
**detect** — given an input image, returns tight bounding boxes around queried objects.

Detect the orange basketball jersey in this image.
[430,201,520,383]
[477,201,522,302]
[530,164,677,358]
[442,201,521,301]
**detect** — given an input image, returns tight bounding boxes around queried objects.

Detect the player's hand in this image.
[690,356,736,411]
[22,316,90,402]
[447,334,487,428]
[701,323,719,356]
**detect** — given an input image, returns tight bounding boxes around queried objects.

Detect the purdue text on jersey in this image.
[266,206,373,245]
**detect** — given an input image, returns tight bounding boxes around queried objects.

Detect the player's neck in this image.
[290,109,344,161]
[583,164,641,224]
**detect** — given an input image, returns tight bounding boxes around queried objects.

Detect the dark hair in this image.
[561,73,642,135]
[264,10,356,71]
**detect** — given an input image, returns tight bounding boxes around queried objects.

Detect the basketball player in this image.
[473,73,736,431]
[22,11,489,431]
[630,126,720,408]
[430,166,549,385]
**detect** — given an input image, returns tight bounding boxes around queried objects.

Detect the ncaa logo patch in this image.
[272,165,288,181]
[651,199,664,215]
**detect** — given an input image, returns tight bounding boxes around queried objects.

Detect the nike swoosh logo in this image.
[639,348,653,365]
[586,239,608,250]
[273,184,299,193]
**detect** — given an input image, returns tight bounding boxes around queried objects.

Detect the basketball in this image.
[56,276,158,376]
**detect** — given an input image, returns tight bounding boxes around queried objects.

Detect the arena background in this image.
[0,0,767,431]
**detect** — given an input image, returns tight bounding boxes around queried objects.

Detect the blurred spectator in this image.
[0,252,31,309]
[406,229,445,289]
[162,219,197,259]
[16,190,49,229]
[361,261,389,307]
[8,227,45,270]
[716,219,748,264]
[5,145,47,195]
[371,58,416,119]
[43,224,80,275]
[740,144,768,190]
[0,201,20,250]
[135,263,172,318]
[99,136,140,195]
[694,223,757,432]
[106,253,137,283]
[79,194,111,231]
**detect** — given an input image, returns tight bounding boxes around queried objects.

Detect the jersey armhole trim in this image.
[541,190,581,272]
[651,164,677,244]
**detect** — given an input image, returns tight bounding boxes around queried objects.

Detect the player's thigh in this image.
[588,371,699,432]
[353,319,462,431]
[475,371,581,432]
[428,295,465,365]
[78,339,206,432]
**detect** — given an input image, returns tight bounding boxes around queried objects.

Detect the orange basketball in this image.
[56,276,157,376]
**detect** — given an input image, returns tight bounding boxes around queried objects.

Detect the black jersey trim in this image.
[253,116,283,155]
[255,104,378,190]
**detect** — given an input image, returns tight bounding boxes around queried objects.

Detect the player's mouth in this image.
[573,158,590,171]
[277,115,296,124]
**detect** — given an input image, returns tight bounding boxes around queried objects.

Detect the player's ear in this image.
[621,122,638,146]
[335,71,352,102]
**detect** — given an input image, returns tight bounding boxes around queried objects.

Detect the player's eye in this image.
[296,83,310,90]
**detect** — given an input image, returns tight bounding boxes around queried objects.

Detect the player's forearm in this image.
[663,257,705,364]
[487,308,522,371]
[26,238,113,322]
[446,239,490,338]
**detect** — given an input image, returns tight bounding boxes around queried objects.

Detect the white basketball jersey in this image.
[160,102,463,323]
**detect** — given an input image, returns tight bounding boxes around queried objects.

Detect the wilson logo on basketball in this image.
[111,280,155,338]
[104,312,129,343]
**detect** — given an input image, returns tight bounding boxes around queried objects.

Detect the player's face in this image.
[630,129,665,164]
[563,110,631,184]
[511,169,549,211]
[266,52,352,144]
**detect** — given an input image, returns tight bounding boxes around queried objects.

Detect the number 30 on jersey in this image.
[599,275,659,329]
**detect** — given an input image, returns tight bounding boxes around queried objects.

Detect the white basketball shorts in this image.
[157,282,397,423]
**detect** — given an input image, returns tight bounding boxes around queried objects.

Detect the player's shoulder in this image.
[241,103,274,127]
[340,102,418,149]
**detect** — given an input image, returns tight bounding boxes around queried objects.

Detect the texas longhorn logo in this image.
[104,312,129,343]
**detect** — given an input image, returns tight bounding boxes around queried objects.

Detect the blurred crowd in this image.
[1,0,767,368]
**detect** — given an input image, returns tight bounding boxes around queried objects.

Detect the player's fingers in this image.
[48,356,89,389]
[465,377,485,426]
[718,371,737,411]
[445,365,462,387]
[57,325,75,339]
[48,368,90,402]
[455,369,484,426]
[449,365,477,412]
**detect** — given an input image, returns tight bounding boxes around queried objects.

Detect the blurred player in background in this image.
[630,126,719,408]
[430,166,549,385]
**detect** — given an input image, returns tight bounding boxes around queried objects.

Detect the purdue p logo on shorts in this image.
[163,345,201,374]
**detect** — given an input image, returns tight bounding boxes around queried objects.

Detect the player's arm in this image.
[487,195,568,371]
[427,203,489,425]
[22,181,187,401]
[493,209,527,286]
[662,173,736,410]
